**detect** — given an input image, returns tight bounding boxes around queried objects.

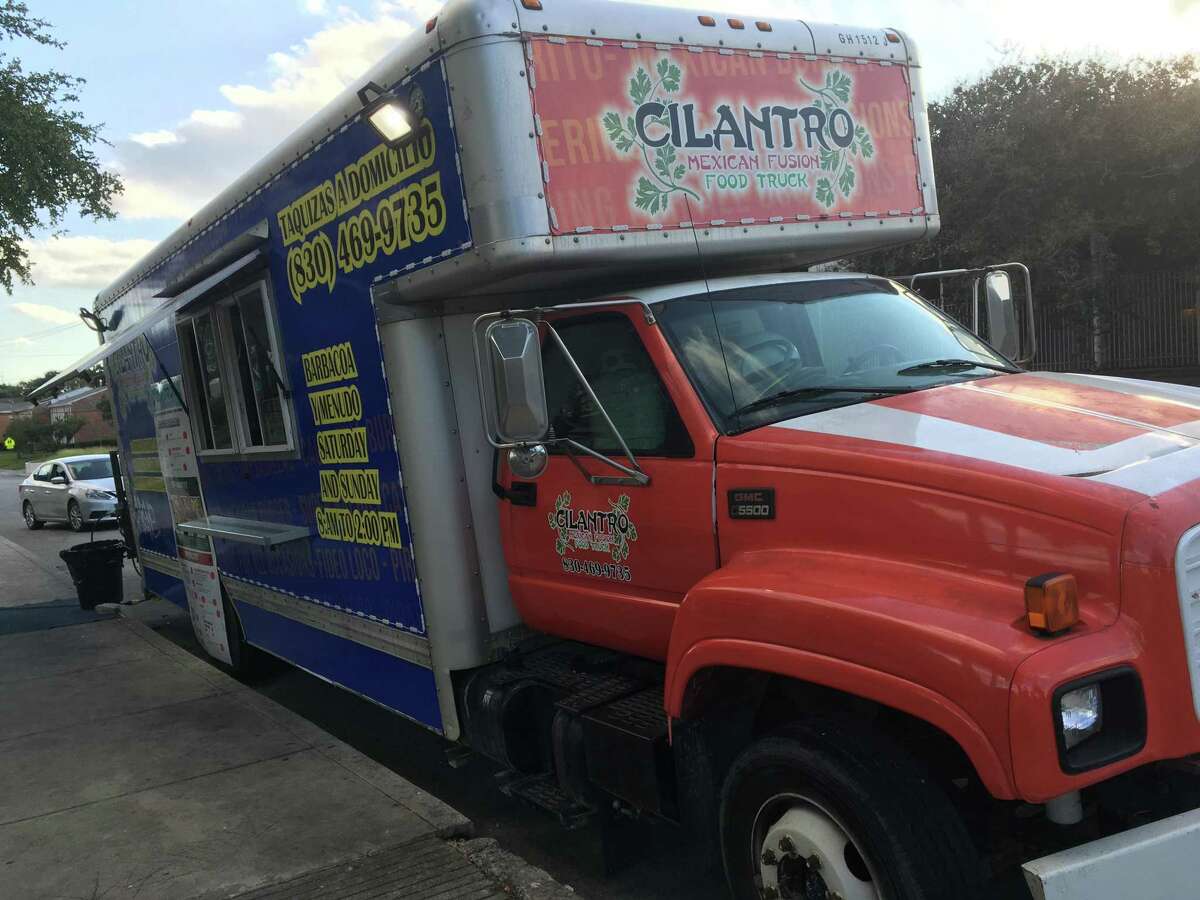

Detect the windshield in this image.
[657,278,1015,433]
[65,457,113,481]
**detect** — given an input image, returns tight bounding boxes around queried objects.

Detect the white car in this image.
[19,454,118,532]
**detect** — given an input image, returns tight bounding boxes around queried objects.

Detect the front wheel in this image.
[23,501,43,530]
[720,721,981,900]
[67,500,86,532]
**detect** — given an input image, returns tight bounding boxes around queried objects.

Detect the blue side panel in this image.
[236,601,442,730]
[109,318,186,560]
[144,569,187,609]
[104,59,471,733]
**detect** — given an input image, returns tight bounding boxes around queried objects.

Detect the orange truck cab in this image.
[46,1,1200,898]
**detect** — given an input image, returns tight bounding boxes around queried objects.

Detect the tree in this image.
[0,2,122,291]
[847,55,1200,318]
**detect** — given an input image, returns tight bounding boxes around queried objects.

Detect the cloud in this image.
[188,109,243,129]
[112,2,435,222]
[23,236,158,289]
[129,129,179,148]
[10,302,79,325]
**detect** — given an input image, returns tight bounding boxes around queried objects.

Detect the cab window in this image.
[542,313,692,457]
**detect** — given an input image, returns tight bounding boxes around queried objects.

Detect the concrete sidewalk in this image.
[0,605,574,899]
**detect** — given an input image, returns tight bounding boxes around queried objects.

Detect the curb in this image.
[457,837,580,899]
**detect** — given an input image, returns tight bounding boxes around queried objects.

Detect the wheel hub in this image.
[758,806,878,900]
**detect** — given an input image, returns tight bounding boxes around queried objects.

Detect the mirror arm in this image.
[1012,262,1037,367]
[563,440,651,487]
[543,322,647,479]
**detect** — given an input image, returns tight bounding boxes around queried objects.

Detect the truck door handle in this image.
[493,480,537,507]
[490,448,538,506]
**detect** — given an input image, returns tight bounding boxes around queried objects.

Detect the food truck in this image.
[31,1,1200,897]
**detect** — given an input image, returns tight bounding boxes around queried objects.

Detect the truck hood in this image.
[767,372,1200,496]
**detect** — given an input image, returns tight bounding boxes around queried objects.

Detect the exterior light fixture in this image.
[357,81,422,148]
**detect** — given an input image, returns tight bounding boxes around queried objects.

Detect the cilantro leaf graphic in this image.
[838,164,856,197]
[603,111,633,152]
[656,57,681,92]
[602,59,700,217]
[826,70,852,103]
[815,178,835,208]
[654,144,677,181]
[856,124,874,159]
[819,147,840,171]
[635,176,665,214]
[629,68,652,105]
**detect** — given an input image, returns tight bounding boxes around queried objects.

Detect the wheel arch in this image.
[668,639,1016,800]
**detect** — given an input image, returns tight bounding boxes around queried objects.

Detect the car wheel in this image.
[67,500,86,532]
[720,720,982,900]
[23,501,43,530]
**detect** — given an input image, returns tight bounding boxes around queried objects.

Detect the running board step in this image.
[497,771,596,829]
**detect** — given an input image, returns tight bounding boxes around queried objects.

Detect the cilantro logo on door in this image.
[549,490,639,583]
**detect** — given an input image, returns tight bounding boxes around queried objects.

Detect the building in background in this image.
[42,385,115,445]
[0,398,35,439]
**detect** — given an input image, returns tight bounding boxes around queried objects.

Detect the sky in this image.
[3,0,1198,383]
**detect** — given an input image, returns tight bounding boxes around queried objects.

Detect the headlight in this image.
[1053,668,1145,774]
[1059,683,1102,749]
[84,489,112,500]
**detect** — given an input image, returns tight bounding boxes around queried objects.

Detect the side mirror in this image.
[50,475,67,485]
[482,318,549,444]
[983,271,1020,361]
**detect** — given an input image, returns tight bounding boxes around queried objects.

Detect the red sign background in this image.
[528,38,923,235]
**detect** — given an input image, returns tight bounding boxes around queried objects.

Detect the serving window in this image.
[177,281,294,456]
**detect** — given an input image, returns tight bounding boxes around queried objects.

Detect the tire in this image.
[67,500,86,532]
[720,720,982,900]
[22,501,43,530]
[221,586,266,680]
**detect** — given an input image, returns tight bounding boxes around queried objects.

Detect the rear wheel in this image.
[23,501,43,530]
[720,720,981,900]
[67,500,86,532]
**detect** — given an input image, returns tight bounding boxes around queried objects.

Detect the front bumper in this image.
[78,497,117,521]
[1023,807,1200,900]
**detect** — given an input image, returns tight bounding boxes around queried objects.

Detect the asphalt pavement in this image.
[0,469,728,900]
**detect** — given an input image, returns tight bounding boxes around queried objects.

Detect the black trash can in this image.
[59,540,125,610]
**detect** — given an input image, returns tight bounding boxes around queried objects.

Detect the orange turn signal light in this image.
[755,21,773,32]
[425,16,437,32]
[728,18,745,29]
[698,15,716,26]
[1025,573,1079,634]
[520,0,543,10]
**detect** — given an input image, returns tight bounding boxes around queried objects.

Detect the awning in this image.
[27,248,264,400]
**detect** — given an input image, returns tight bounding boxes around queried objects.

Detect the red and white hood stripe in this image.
[771,372,1200,496]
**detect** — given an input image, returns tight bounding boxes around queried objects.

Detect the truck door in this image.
[499,308,717,661]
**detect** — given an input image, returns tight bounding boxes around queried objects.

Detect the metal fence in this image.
[1031,270,1200,373]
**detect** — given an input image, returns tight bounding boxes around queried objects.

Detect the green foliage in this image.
[0,2,122,292]
[825,70,852,104]
[96,396,112,423]
[4,417,54,452]
[846,55,1200,314]
[604,60,697,215]
[815,178,835,208]
[798,72,864,204]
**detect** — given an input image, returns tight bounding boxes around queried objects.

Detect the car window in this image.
[50,464,66,481]
[66,458,112,481]
[34,463,53,481]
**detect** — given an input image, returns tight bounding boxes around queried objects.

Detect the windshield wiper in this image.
[733,385,915,417]
[896,358,1020,376]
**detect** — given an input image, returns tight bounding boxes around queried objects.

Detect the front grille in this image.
[1175,524,1200,719]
